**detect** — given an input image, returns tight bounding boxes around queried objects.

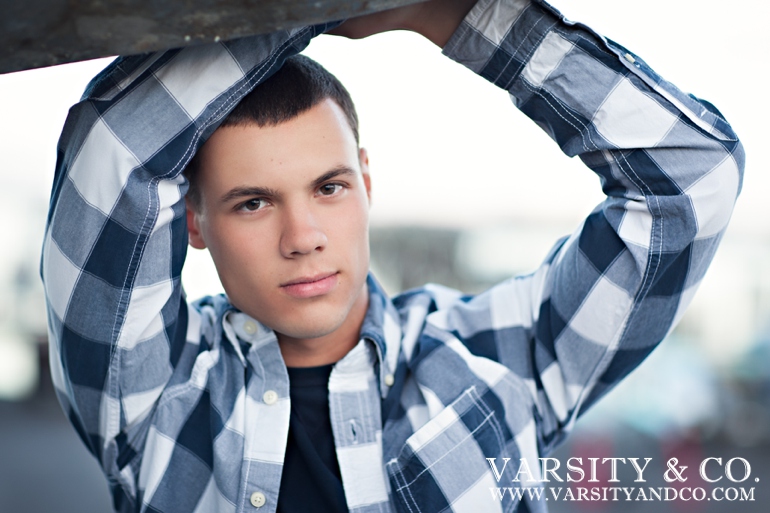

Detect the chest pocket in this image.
[386,386,515,513]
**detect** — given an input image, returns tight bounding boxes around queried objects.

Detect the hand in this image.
[327,0,477,48]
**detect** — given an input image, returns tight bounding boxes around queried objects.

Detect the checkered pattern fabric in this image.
[41,0,743,512]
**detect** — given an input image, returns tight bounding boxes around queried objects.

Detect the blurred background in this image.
[1,0,768,511]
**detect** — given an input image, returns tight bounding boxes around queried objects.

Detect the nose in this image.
[279,204,328,258]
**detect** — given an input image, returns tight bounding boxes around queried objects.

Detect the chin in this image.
[273,317,343,341]
[264,302,350,341]
[278,325,336,341]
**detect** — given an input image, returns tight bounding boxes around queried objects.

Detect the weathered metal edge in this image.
[2,0,423,74]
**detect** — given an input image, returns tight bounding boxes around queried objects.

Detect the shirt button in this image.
[250,491,266,508]
[263,390,278,405]
[384,374,395,387]
[243,321,257,335]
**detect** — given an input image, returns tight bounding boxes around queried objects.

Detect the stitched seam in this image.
[394,411,497,492]
[520,79,597,153]
[392,460,418,513]
[493,10,547,86]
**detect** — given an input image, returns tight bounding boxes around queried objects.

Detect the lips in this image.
[280,272,339,299]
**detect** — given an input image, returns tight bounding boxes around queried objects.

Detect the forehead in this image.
[195,99,360,194]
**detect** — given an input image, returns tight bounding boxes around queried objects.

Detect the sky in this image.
[0,0,767,366]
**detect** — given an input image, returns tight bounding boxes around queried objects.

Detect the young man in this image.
[41,0,743,512]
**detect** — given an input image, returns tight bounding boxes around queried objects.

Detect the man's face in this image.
[187,99,372,341]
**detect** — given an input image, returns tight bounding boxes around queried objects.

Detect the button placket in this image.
[239,327,288,513]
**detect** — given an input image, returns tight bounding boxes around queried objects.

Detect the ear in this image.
[359,147,372,205]
[186,200,208,250]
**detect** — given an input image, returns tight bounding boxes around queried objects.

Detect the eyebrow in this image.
[219,165,357,205]
[310,165,356,189]
[220,185,280,205]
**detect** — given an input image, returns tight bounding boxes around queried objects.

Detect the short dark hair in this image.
[185,54,359,208]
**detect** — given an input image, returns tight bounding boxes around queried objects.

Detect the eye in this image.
[318,183,344,196]
[237,198,268,212]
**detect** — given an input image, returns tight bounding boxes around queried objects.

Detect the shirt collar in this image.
[360,273,403,398]
[221,272,402,397]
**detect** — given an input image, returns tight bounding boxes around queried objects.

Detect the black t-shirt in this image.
[277,364,349,513]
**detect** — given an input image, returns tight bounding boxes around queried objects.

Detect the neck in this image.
[277,282,369,368]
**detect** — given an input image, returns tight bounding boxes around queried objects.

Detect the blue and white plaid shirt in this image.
[42,0,744,511]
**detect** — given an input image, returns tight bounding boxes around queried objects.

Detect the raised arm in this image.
[337,0,744,452]
[442,0,743,427]
[41,24,335,506]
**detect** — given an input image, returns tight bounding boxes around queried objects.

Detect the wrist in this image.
[408,0,477,48]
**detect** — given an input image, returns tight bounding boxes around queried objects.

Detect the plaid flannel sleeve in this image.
[40,24,336,498]
[438,0,744,451]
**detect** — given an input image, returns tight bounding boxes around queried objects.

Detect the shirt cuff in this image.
[442,0,562,88]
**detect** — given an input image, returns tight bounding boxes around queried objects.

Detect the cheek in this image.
[207,215,270,254]
[203,218,277,284]
[330,195,370,267]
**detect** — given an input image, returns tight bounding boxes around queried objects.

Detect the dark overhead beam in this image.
[2,0,423,75]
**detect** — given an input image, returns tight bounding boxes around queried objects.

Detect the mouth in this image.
[280,272,339,299]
